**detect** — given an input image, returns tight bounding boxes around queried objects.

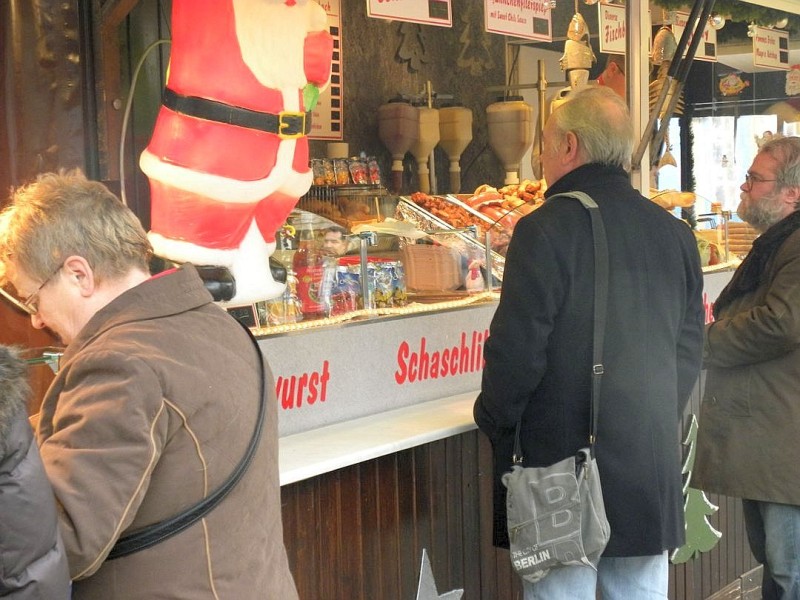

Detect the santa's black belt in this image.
[162,88,311,139]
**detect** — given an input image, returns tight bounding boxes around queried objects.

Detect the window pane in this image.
[691,116,735,213]
[654,118,682,194]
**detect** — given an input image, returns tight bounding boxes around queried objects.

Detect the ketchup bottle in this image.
[293,216,325,319]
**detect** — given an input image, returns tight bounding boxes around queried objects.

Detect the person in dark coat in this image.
[474,86,704,599]
[0,344,71,599]
[693,135,800,600]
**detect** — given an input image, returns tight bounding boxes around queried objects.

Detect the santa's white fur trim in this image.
[151,223,285,305]
[149,232,239,266]
[140,147,312,203]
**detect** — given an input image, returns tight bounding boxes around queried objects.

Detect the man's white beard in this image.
[233,0,310,90]
[737,190,785,232]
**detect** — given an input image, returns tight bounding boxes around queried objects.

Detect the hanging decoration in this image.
[559,11,596,89]
[718,71,750,97]
[651,0,800,32]
[649,25,682,172]
[708,13,726,31]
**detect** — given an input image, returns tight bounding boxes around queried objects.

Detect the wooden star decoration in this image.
[416,549,464,600]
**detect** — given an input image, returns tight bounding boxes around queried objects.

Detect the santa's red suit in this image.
[141,0,332,304]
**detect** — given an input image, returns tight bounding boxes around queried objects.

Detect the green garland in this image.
[651,1,800,33]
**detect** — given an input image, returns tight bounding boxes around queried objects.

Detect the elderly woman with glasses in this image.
[0,170,298,600]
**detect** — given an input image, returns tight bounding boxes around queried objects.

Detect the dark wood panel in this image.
[397,451,418,600]
[359,459,382,600]
[282,427,758,600]
[337,466,365,598]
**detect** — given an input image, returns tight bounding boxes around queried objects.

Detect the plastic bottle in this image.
[281,269,302,323]
[293,217,326,319]
[486,97,533,185]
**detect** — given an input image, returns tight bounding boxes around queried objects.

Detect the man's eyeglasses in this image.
[744,173,778,190]
[0,263,63,316]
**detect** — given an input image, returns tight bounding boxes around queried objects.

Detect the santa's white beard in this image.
[233,0,323,90]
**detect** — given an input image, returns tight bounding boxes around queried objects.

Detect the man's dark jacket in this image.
[474,163,704,556]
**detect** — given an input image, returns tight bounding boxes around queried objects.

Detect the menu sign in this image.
[752,26,790,71]
[484,0,552,42]
[367,0,452,28]
[672,10,717,63]
[311,0,343,140]
[598,2,626,54]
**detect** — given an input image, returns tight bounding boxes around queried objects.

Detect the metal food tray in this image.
[395,196,506,282]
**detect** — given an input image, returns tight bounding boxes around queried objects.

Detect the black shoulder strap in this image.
[512,191,609,463]
[107,321,266,560]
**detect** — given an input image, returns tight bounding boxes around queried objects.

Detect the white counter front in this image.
[258,297,498,437]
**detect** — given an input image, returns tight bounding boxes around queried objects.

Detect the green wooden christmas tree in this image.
[671,415,722,564]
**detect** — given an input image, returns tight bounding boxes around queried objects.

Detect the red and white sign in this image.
[261,303,497,436]
[484,0,552,42]
[367,0,452,28]
[672,10,718,63]
[752,26,790,71]
[598,2,626,54]
[311,0,343,140]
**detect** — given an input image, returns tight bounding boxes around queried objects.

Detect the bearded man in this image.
[141,0,333,305]
[693,135,800,600]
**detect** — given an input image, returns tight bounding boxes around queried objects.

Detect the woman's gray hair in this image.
[549,85,633,170]
[0,169,152,284]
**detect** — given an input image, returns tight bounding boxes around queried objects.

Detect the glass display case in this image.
[231,185,528,335]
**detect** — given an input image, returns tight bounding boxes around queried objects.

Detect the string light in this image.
[709,14,726,31]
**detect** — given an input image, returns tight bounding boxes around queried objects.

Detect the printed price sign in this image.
[484,0,552,42]
[672,11,717,63]
[752,26,790,71]
[367,0,452,28]
[598,2,626,54]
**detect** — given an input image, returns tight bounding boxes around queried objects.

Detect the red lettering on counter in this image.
[277,360,330,410]
[395,329,488,384]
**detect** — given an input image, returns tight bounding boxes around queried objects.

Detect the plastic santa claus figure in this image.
[140,0,333,305]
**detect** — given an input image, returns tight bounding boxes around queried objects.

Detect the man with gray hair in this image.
[693,135,800,600]
[0,170,298,599]
[475,86,704,599]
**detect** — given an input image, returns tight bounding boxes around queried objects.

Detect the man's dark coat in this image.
[474,163,704,556]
